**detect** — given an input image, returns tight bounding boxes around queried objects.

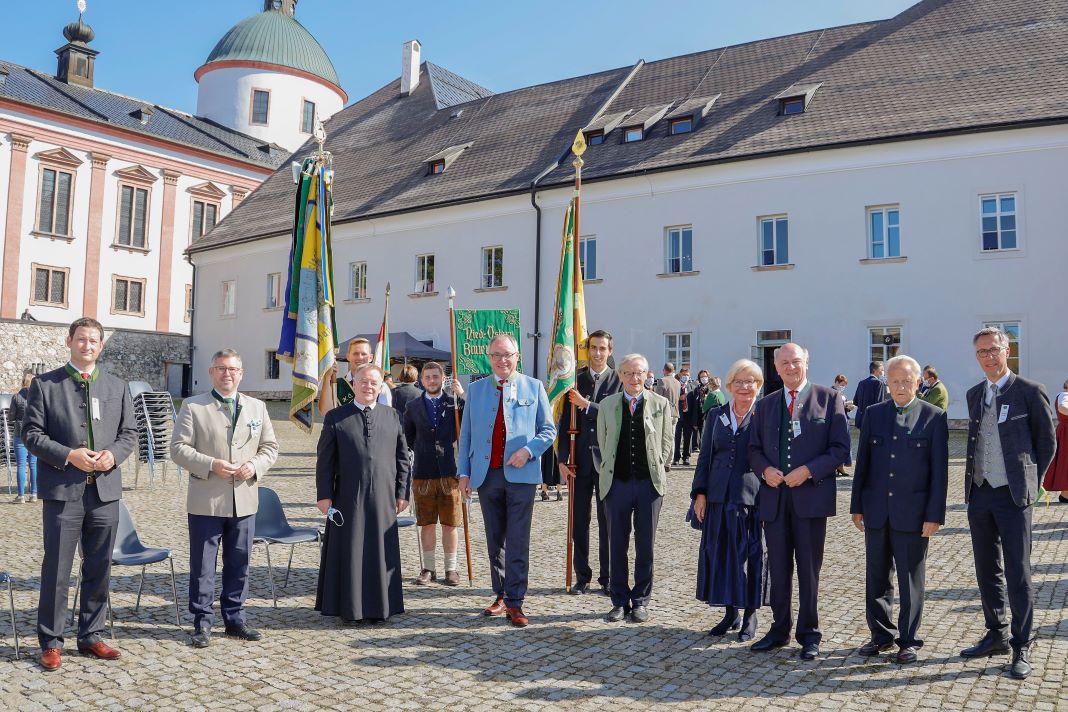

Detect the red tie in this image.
[787,390,798,416]
[629,397,637,415]
[81,372,90,381]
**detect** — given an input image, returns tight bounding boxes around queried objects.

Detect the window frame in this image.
[265,272,282,310]
[579,235,597,281]
[35,164,76,238]
[189,198,219,242]
[183,284,193,323]
[585,130,605,146]
[664,332,692,369]
[114,181,151,250]
[29,263,69,309]
[622,126,643,143]
[780,97,805,115]
[982,320,1023,374]
[111,275,147,317]
[868,325,903,364]
[481,245,504,289]
[669,116,693,135]
[265,350,281,380]
[349,261,367,300]
[414,253,435,294]
[866,205,901,259]
[221,279,237,317]
[428,159,446,175]
[300,98,316,134]
[664,225,694,274]
[979,192,1018,252]
[250,88,271,126]
[758,215,790,267]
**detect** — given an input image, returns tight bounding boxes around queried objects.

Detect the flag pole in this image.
[448,286,475,585]
[564,148,584,593]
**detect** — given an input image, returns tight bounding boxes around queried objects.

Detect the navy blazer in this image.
[748,384,851,522]
[850,399,949,532]
[964,373,1056,507]
[691,404,759,506]
[403,393,463,479]
[391,383,423,418]
[557,367,622,479]
[21,366,137,502]
[853,375,888,431]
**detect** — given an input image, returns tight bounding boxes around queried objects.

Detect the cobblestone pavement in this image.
[1,405,1066,711]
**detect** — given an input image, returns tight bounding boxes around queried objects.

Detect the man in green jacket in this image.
[918,365,949,411]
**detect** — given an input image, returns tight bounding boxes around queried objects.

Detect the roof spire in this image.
[57,0,98,87]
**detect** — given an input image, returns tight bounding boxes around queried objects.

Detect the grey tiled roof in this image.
[425,62,494,110]
[189,0,1068,254]
[0,62,289,169]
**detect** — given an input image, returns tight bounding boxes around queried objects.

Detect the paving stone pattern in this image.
[1,404,1066,710]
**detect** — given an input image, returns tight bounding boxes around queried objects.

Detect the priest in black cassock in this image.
[315,363,410,625]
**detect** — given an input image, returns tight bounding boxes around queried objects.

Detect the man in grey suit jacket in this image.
[171,349,278,648]
[960,327,1055,679]
[22,318,137,671]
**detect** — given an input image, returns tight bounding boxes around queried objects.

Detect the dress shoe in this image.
[598,584,610,597]
[708,607,741,636]
[1058,494,1068,504]
[738,609,758,642]
[40,647,61,671]
[858,640,894,656]
[415,569,436,585]
[77,640,121,659]
[505,606,528,627]
[682,459,691,466]
[190,628,211,649]
[629,605,649,623]
[605,606,627,623]
[800,643,820,660]
[555,488,563,502]
[750,634,788,652]
[896,646,918,664]
[443,570,460,586]
[570,582,590,595]
[224,624,262,641]
[1010,647,1032,679]
[483,597,506,616]
[960,633,1010,658]
[540,490,550,502]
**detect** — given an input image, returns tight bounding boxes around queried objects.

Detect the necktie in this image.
[220,396,235,424]
[896,406,905,415]
[787,390,798,416]
[629,397,637,416]
[592,371,600,401]
[988,383,999,409]
[81,372,90,381]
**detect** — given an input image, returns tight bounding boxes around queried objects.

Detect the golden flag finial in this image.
[571,130,587,158]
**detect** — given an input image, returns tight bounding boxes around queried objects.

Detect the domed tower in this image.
[195,0,346,153]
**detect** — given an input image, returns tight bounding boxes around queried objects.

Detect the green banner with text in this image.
[453,309,522,375]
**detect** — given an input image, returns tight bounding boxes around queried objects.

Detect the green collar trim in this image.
[64,364,98,383]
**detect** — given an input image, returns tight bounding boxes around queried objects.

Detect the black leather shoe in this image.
[570,582,590,595]
[1059,494,1068,504]
[960,633,1010,658]
[605,606,627,623]
[598,584,610,597]
[708,607,741,636]
[858,640,894,656]
[224,624,262,641]
[800,643,820,660]
[190,628,211,649]
[629,605,649,623]
[896,646,918,664]
[750,634,788,652]
[1010,647,1032,679]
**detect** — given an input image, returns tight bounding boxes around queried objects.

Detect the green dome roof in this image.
[202,10,340,88]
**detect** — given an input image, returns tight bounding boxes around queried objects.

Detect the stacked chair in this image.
[127,382,182,488]
[0,394,14,494]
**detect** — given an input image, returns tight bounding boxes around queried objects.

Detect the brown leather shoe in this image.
[483,597,506,616]
[40,647,61,671]
[77,640,121,660]
[443,570,460,586]
[415,569,436,585]
[506,606,529,627]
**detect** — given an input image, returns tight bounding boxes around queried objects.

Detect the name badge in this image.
[998,404,1009,424]
[91,397,101,421]
[509,380,517,402]
[719,413,730,427]
[791,420,802,437]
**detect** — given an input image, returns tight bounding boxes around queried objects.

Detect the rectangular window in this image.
[586,130,604,146]
[349,261,367,300]
[191,200,218,240]
[665,332,691,369]
[983,321,1022,374]
[868,206,901,259]
[38,167,74,235]
[669,117,693,135]
[184,284,193,323]
[30,264,68,307]
[251,89,270,125]
[301,99,316,134]
[415,254,435,293]
[429,159,445,175]
[759,216,789,266]
[664,226,693,274]
[623,127,643,143]
[112,276,146,316]
[980,193,1017,251]
[117,184,149,248]
[221,279,236,316]
[780,97,805,115]
[579,236,597,280]
[266,272,281,309]
[869,326,902,363]
[481,246,504,289]
[265,350,280,380]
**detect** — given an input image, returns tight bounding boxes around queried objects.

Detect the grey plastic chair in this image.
[0,571,18,659]
[253,487,320,607]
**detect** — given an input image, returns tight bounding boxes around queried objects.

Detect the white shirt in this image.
[728,402,754,434]
[352,401,377,412]
[623,391,644,408]
[784,380,809,411]
[985,371,1012,406]
[1055,391,1068,410]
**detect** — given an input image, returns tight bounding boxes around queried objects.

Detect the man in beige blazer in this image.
[171,349,278,648]
[597,353,673,624]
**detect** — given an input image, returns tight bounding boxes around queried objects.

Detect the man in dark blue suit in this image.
[852,361,889,432]
[960,327,1055,680]
[851,355,948,664]
[558,330,621,595]
[748,343,850,660]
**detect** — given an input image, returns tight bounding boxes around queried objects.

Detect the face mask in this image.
[699,377,709,385]
[326,507,345,527]
[645,378,654,388]
[680,375,690,383]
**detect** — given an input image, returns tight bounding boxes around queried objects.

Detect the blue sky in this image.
[8,0,917,111]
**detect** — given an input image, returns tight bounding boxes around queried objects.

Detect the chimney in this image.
[401,40,421,96]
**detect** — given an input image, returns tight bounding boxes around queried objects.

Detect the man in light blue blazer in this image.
[458,333,556,626]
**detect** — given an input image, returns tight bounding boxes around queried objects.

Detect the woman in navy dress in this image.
[691,359,764,641]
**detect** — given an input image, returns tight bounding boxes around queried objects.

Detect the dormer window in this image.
[618,104,671,144]
[669,117,693,135]
[780,97,804,115]
[429,159,446,175]
[775,82,822,116]
[623,127,643,143]
[580,111,632,145]
[424,142,472,176]
[586,130,605,146]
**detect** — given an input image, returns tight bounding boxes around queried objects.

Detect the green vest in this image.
[65,364,98,450]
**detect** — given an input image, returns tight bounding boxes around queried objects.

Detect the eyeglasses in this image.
[212,367,242,374]
[887,379,917,388]
[732,379,758,388]
[621,370,647,378]
[976,347,1005,358]
[489,352,517,360]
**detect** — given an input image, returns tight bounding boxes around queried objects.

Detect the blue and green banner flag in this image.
[545,197,588,424]
[277,157,338,432]
[452,309,522,375]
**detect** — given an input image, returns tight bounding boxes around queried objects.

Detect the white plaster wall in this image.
[191,125,1068,417]
[196,67,344,153]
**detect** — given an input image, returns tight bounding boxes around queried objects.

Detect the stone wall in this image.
[0,318,189,393]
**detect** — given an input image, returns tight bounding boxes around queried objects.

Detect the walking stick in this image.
[448,287,475,585]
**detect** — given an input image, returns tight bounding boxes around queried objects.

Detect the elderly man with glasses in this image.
[457,334,555,627]
[960,327,1055,679]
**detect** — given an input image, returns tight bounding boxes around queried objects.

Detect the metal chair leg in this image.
[6,576,18,660]
[134,565,146,612]
[168,557,180,628]
[284,544,295,589]
[262,542,277,608]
